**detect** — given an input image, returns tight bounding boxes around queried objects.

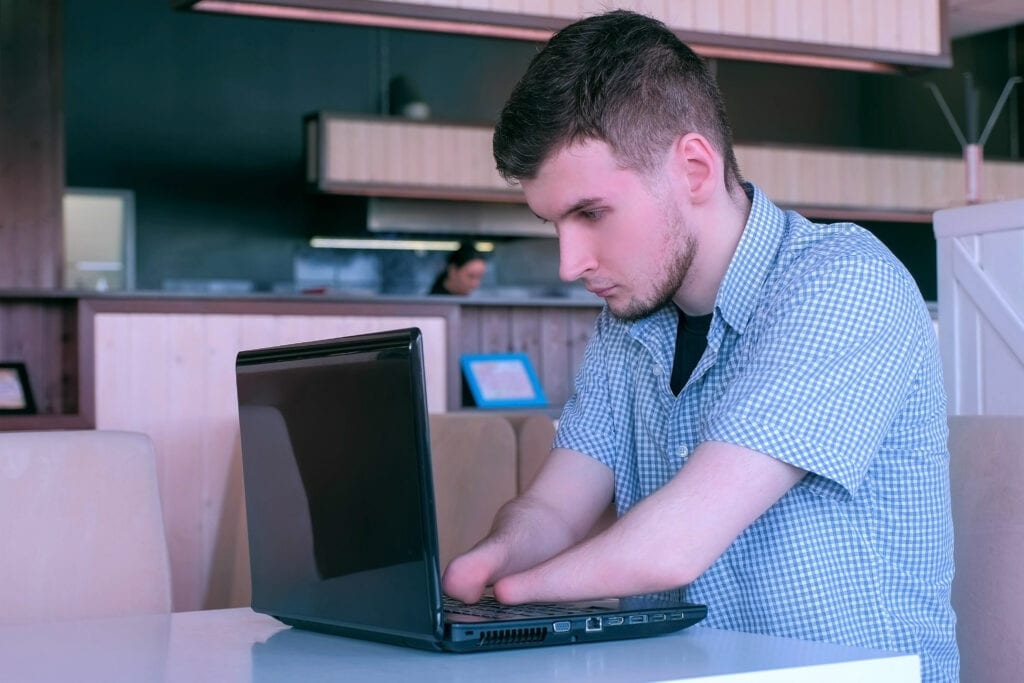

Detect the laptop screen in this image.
[236,329,442,641]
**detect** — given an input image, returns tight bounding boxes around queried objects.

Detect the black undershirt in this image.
[670,307,713,396]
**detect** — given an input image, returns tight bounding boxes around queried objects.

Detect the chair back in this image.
[0,430,172,623]
[947,415,1024,683]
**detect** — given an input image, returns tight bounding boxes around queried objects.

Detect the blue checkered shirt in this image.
[555,184,958,682]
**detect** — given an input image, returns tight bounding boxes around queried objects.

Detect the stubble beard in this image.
[610,208,697,324]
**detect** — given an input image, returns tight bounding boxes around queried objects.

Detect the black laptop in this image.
[235,327,706,652]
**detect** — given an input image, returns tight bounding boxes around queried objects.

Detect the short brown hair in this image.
[493,10,742,189]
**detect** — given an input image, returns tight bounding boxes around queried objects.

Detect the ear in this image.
[669,133,720,204]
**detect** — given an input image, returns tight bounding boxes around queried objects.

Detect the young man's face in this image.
[521,139,697,322]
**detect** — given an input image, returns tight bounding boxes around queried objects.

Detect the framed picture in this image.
[460,353,548,409]
[0,363,36,415]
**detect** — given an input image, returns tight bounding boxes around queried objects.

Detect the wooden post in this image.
[0,0,64,289]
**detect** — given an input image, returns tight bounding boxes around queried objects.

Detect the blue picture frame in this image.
[460,353,548,409]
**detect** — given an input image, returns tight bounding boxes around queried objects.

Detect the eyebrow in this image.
[532,197,604,224]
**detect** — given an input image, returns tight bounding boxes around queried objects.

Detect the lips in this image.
[586,284,615,298]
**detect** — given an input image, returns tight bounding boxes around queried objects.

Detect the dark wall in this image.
[64,1,539,289]
[64,2,1021,293]
[859,29,1020,159]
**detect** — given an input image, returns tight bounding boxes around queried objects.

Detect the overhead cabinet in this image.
[306,114,1024,222]
[182,0,949,71]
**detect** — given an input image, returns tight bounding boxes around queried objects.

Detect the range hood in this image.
[365,197,550,238]
[306,194,553,239]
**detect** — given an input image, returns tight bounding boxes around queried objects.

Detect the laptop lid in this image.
[236,327,707,652]
[237,328,445,649]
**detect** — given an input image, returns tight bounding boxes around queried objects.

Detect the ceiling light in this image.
[309,237,494,252]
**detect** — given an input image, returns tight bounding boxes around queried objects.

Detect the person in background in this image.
[429,242,488,295]
[442,10,957,682]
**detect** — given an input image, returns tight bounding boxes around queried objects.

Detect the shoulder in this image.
[773,216,921,311]
[738,219,935,375]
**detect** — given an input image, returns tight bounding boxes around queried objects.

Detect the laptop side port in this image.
[605,616,624,626]
[585,617,602,632]
[552,621,571,633]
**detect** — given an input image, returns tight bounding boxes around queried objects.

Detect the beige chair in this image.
[429,412,519,571]
[947,415,1024,683]
[504,412,615,537]
[0,430,172,624]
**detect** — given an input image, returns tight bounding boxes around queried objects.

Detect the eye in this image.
[579,209,605,222]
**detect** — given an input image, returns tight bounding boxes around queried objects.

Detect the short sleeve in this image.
[554,311,621,469]
[704,253,928,499]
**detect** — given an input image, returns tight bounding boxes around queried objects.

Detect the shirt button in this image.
[678,446,689,458]
[653,365,663,376]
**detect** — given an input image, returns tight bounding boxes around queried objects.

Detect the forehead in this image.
[455,258,486,272]
[522,140,645,220]
[535,139,621,180]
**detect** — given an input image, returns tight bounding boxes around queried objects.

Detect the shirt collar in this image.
[713,182,789,335]
[626,182,789,344]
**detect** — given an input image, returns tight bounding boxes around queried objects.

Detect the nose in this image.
[558,227,596,282]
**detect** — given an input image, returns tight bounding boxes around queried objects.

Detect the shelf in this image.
[0,414,92,432]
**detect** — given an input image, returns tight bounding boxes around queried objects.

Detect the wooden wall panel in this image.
[315,116,1024,218]
[459,304,599,409]
[319,117,512,199]
[537,308,571,406]
[92,311,448,611]
[371,0,944,58]
[0,0,63,289]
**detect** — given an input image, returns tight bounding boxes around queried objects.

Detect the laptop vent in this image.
[479,626,548,646]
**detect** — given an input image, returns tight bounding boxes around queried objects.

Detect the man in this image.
[442,10,957,682]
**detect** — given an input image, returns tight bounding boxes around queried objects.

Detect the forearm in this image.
[485,494,583,574]
[492,488,691,604]
[442,493,589,602]
[442,448,614,603]
[494,440,806,604]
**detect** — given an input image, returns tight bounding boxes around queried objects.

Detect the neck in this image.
[674,183,751,317]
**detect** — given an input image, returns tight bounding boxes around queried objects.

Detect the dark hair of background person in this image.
[428,241,487,295]
[446,242,484,269]
[492,10,742,191]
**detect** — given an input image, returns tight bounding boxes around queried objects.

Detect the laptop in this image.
[235,327,707,652]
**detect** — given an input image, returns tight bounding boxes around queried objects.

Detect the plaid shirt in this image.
[555,184,958,682]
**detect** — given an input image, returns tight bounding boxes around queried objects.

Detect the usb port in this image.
[552,621,571,633]
[606,616,624,626]
[651,614,667,622]
[628,615,648,624]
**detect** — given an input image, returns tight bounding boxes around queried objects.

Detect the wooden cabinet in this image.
[0,294,89,431]
[187,0,949,69]
[307,115,518,202]
[308,114,1024,222]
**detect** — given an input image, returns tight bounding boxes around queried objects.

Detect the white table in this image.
[0,607,920,682]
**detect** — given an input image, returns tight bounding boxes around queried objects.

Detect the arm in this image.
[491,439,806,604]
[441,447,614,603]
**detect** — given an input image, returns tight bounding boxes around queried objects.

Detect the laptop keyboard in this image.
[443,594,608,619]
